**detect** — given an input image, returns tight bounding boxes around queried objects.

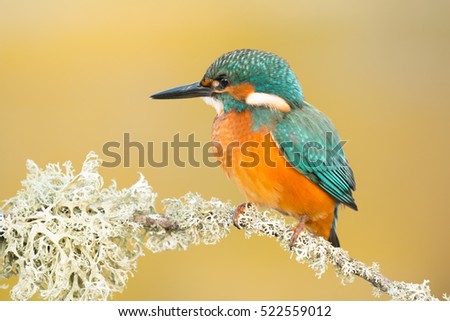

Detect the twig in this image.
[131,211,437,300]
[132,212,178,231]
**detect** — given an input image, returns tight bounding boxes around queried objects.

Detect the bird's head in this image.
[151,49,304,114]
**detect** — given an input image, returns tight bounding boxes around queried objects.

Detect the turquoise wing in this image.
[272,102,357,210]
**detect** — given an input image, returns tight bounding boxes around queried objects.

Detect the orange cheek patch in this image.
[226,83,255,101]
[201,78,212,87]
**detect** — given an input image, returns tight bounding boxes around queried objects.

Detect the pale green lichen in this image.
[144,193,233,252]
[0,152,155,300]
[387,280,437,301]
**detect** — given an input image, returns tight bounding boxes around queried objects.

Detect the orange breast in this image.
[211,109,337,239]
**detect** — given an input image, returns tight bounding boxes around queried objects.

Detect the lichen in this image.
[387,280,437,301]
[144,193,233,252]
[0,152,155,300]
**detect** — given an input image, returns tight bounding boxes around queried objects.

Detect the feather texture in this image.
[272,102,357,210]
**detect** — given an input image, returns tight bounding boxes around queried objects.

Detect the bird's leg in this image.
[290,215,308,250]
[233,202,253,229]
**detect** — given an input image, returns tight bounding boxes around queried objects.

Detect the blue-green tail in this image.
[328,207,340,247]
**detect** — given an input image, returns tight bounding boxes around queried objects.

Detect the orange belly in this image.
[211,109,337,239]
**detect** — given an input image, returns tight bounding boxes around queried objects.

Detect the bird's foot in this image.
[289,215,308,250]
[233,202,253,229]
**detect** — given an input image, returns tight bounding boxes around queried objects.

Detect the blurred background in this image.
[1,0,449,300]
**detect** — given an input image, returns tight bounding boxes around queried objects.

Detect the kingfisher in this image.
[151,49,357,248]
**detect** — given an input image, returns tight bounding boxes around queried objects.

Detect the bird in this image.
[151,49,357,248]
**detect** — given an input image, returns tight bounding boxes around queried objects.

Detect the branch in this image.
[131,210,436,301]
[0,152,444,301]
[132,212,178,231]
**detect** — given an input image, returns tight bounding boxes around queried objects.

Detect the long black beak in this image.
[151,82,212,99]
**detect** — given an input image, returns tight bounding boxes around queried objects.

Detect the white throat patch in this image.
[202,97,224,114]
[245,92,291,112]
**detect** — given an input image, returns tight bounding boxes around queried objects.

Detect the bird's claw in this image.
[233,202,252,229]
[289,215,308,250]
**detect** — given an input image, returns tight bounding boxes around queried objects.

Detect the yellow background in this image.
[1,1,449,300]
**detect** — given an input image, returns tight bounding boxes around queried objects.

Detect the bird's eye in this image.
[211,76,229,91]
[219,77,229,88]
